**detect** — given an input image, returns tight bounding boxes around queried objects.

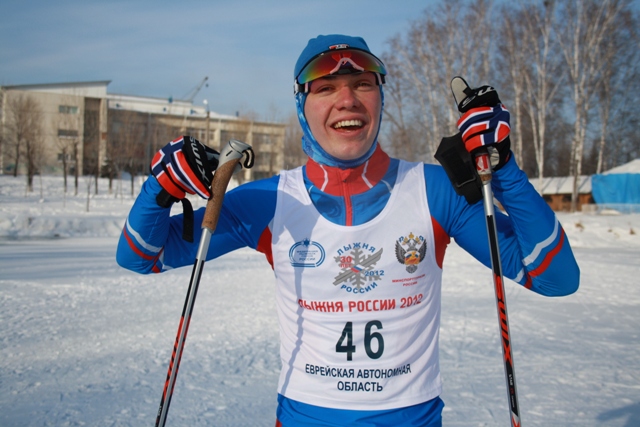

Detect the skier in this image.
[116,34,579,427]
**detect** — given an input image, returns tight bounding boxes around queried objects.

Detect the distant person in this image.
[117,34,579,426]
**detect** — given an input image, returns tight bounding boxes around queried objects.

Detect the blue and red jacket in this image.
[118,145,578,296]
[116,145,579,425]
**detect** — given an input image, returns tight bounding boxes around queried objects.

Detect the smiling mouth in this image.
[333,119,364,130]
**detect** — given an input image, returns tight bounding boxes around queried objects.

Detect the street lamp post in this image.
[203,99,210,147]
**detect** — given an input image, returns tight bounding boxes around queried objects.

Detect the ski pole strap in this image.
[180,198,195,242]
[155,188,195,243]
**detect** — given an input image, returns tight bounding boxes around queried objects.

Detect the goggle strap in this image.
[293,80,308,94]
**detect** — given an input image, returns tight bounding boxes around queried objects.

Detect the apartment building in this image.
[0,81,286,181]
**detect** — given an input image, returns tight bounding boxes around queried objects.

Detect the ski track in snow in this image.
[1,175,639,426]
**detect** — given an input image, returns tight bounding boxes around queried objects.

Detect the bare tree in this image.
[556,0,629,211]
[498,6,529,169]
[379,0,639,193]
[83,99,102,195]
[24,109,45,193]
[54,101,83,194]
[108,110,147,196]
[519,0,565,185]
[5,96,26,177]
[592,5,640,174]
[4,95,45,190]
[104,111,176,197]
[382,0,495,163]
[380,56,422,160]
[597,55,640,171]
[72,138,81,195]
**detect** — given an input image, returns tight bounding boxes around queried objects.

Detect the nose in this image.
[335,84,361,109]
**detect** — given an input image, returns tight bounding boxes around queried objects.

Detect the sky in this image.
[1,0,437,121]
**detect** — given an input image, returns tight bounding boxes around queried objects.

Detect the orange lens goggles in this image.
[296,48,387,85]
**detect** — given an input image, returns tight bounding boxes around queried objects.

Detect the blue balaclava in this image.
[294,34,386,169]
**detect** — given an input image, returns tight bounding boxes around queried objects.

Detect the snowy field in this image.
[1,174,639,427]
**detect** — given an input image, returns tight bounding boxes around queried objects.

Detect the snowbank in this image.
[0,174,240,239]
[1,174,639,426]
[2,174,638,248]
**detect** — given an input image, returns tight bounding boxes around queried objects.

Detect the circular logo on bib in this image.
[289,239,325,267]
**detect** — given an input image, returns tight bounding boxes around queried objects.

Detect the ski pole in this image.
[155,139,254,427]
[475,150,522,427]
[448,75,522,426]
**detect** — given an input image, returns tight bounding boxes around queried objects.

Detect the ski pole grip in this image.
[474,148,492,183]
[201,139,252,232]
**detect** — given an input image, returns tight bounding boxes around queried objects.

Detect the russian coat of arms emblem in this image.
[395,233,426,273]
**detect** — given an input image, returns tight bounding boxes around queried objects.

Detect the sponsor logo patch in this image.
[289,239,325,267]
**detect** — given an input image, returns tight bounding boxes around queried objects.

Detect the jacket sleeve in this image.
[116,175,278,274]
[427,155,580,297]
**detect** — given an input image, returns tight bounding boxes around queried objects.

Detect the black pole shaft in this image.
[476,152,522,427]
[154,139,251,427]
[156,232,211,427]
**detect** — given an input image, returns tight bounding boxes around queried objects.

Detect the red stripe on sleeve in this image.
[524,275,533,289]
[123,226,158,261]
[523,228,566,289]
[528,228,566,278]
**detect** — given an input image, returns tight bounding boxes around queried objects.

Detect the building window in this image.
[220,130,248,145]
[59,105,79,114]
[57,152,74,162]
[253,133,273,146]
[58,129,79,138]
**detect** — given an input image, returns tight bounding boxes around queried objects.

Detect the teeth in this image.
[333,120,363,129]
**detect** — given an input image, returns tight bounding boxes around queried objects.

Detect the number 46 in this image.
[335,321,384,361]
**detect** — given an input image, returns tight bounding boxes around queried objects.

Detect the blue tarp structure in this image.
[591,159,640,204]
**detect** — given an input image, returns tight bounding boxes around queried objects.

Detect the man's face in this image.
[304,72,382,162]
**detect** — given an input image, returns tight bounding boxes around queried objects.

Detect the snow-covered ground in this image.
[1,174,639,427]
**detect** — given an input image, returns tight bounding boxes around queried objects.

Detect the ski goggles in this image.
[295,48,387,93]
